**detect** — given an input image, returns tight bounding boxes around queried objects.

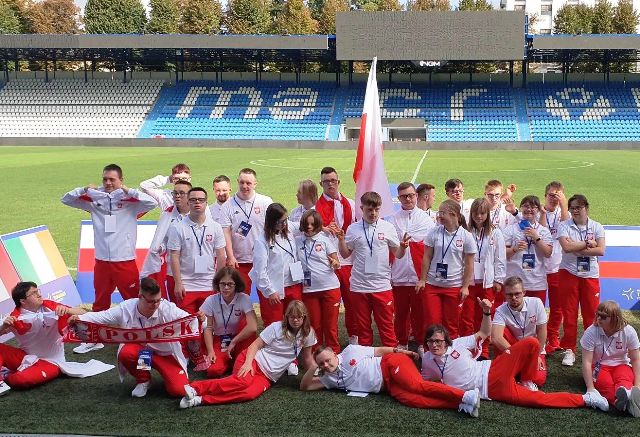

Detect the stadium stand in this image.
[0,79,162,137]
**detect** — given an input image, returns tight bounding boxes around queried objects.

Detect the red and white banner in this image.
[353,57,394,219]
[64,314,200,344]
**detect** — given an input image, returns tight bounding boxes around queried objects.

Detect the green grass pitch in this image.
[1,146,640,436]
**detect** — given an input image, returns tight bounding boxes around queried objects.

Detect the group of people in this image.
[0,161,638,419]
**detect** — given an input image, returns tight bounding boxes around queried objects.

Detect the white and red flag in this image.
[353,57,394,219]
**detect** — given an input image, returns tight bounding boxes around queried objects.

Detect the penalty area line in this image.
[410,149,429,184]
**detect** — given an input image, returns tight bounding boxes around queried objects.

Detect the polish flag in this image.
[353,57,394,219]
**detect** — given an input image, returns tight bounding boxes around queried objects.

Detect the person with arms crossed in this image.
[167,187,226,314]
[297,210,341,353]
[315,167,357,344]
[0,282,112,395]
[502,195,553,305]
[199,267,258,378]
[68,277,198,398]
[300,344,481,417]
[140,180,192,301]
[61,163,157,354]
[337,191,409,347]
[558,194,606,367]
[458,198,506,359]
[539,181,570,354]
[416,199,476,340]
[421,299,610,411]
[209,175,232,224]
[581,300,640,417]
[219,168,273,293]
[491,276,548,389]
[388,182,435,350]
[179,300,316,409]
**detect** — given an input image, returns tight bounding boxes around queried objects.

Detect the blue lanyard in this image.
[303,239,317,264]
[433,355,448,382]
[491,208,500,226]
[441,226,459,263]
[598,335,616,363]
[546,209,559,231]
[218,294,234,335]
[190,225,207,256]
[233,195,255,222]
[275,236,296,261]
[507,306,527,337]
[525,223,538,254]
[474,228,485,262]
[573,219,590,241]
[108,198,113,216]
[363,220,378,256]
[338,367,347,392]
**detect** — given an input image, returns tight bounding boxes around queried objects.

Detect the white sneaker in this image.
[179,395,202,409]
[131,381,150,398]
[615,386,630,412]
[628,386,640,418]
[521,380,539,392]
[73,342,104,354]
[460,387,480,417]
[348,335,359,345]
[583,389,609,412]
[183,384,197,401]
[287,362,299,376]
[0,381,10,396]
[561,350,575,366]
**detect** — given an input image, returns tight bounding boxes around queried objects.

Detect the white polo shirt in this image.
[489,205,518,231]
[219,193,273,263]
[249,233,300,298]
[558,219,605,278]
[580,324,640,367]
[503,222,553,291]
[493,296,547,350]
[254,322,317,382]
[166,216,226,291]
[209,201,226,225]
[389,207,435,286]
[319,345,383,393]
[460,198,474,223]
[471,227,507,289]
[425,225,477,288]
[542,207,564,274]
[290,205,314,225]
[199,292,254,336]
[345,219,400,293]
[421,335,491,400]
[296,233,340,293]
[61,187,157,261]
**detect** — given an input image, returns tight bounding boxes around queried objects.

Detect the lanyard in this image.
[218,294,234,334]
[546,209,559,231]
[275,236,296,261]
[138,317,146,329]
[491,208,500,226]
[433,355,448,382]
[293,335,300,357]
[474,228,485,262]
[303,239,317,265]
[233,195,255,222]
[597,334,616,363]
[573,219,590,241]
[441,226,459,263]
[108,198,113,216]
[363,220,378,256]
[190,225,207,256]
[525,223,538,254]
[507,306,527,337]
[337,367,348,392]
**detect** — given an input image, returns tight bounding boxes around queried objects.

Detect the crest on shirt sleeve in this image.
[349,358,357,366]
[451,350,460,359]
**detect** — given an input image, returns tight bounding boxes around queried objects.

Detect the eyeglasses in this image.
[140,295,163,305]
[219,281,236,289]
[25,288,42,298]
[485,193,501,199]
[288,314,306,320]
[188,198,207,204]
[426,339,446,345]
[398,193,417,200]
[448,189,464,195]
[569,205,586,211]
[172,191,188,197]
[521,205,539,211]
[595,312,609,320]
[321,179,339,185]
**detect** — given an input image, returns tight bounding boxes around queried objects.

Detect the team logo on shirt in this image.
[616,341,623,349]
[377,233,385,240]
[234,309,242,317]
[451,350,460,359]
[254,207,261,214]
[349,358,357,366]
[315,244,323,252]
[455,239,463,248]
[117,203,123,209]
[529,315,537,324]
[206,234,213,242]
[586,231,594,240]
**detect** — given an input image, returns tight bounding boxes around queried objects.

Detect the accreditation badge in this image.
[137,349,153,370]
